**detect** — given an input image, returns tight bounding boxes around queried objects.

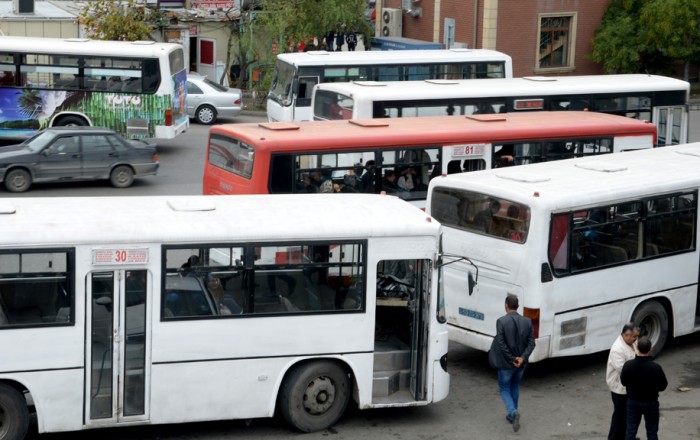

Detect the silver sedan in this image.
[186,73,243,124]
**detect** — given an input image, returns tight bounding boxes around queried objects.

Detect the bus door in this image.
[374,259,428,403]
[408,259,429,400]
[654,106,688,145]
[85,269,150,425]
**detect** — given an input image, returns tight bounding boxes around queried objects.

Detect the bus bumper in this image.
[155,117,189,139]
[448,324,551,363]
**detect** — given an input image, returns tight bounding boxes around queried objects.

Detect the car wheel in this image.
[4,169,32,193]
[54,115,88,127]
[0,383,30,440]
[195,105,217,125]
[110,165,135,188]
[278,360,350,432]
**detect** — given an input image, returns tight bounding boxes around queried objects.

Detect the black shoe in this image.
[512,411,520,432]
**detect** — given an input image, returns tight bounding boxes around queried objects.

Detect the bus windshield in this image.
[269,59,295,105]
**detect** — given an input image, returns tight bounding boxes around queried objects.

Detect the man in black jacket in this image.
[491,294,536,432]
[620,337,668,440]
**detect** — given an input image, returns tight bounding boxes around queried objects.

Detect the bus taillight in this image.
[165,109,173,126]
[523,307,540,338]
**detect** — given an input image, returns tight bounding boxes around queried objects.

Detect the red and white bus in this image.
[203,111,657,208]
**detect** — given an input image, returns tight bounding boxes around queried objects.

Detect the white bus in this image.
[312,74,690,146]
[426,143,700,362]
[267,49,513,122]
[0,36,189,139]
[0,194,448,438]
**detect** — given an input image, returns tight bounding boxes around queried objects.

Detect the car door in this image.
[80,134,119,179]
[35,135,82,180]
[186,80,204,116]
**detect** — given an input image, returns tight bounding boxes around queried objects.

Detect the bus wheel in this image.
[0,383,30,440]
[54,115,87,127]
[632,301,669,354]
[4,169,31,193]
[195,105,217,125]
[278,361,350,432]
[110,165,135,188]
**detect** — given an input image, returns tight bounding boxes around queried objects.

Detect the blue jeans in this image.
[626,399,660,440]
[498,367,526,419]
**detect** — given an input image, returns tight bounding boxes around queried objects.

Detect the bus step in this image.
[372,370,399,397]
[372,370,411,397]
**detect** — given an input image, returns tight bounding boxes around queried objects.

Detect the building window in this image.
[538,14,576,71]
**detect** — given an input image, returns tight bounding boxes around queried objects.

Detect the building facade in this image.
[379,0,610,77]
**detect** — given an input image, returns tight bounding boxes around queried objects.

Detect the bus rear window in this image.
[314,90,353,120]
[208,133,254,179]
[431,188,530,243]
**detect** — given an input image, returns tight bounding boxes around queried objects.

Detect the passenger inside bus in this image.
[474,199,501,232]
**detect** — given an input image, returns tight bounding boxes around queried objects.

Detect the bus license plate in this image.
[459,307,484,321]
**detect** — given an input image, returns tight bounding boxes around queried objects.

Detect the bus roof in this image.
[315,74,690,100]
[0,194,439,246]
[209,112,656,153]
[0,35,183,58]
[429,142,700,212]
[276,48,512,67]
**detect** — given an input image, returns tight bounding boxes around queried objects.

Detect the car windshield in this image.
[203,77,228,92]
[25,131,58,153]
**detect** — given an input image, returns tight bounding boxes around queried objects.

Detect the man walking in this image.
[606,322,639,440]
[491,294,536,432]
[621,337,668,440]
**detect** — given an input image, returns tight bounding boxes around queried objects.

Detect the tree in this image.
[79,0,166,41]
[640,0,700,81]
[590,0,700,80]
[257,0,372,53]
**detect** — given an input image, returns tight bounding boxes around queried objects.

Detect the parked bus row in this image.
[3,139,700,439]
[266,48,513,122]
[312,74,690,146]
[0,36,189,140]
[202,111,657,208]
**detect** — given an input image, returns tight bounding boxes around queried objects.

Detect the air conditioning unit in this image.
[381,8,402,37]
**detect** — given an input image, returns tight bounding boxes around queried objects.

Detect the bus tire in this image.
[195,105,217,125]
[0,383,30,440]
[278,360,350,432]
[632,300,669,354]
[54,115,87,127]
[4,169,32,193]
[110,165,135,188]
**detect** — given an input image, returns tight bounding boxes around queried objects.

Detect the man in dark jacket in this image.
[491,294,536,432]
[621,337,667,440]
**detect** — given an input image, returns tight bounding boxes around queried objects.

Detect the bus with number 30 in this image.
[0,194,448,439]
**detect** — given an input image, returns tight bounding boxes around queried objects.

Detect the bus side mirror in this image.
[468,272,477,296]
[291,78,299,95]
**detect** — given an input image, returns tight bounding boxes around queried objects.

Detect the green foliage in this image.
[590,0,700,75]
[79,0,157,41]
[257,0,372,52]
[640,0,700,61]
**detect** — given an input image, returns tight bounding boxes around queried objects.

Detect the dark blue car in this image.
[0,127,159,192]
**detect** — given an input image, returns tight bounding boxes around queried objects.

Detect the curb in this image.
[241,109,267,117]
